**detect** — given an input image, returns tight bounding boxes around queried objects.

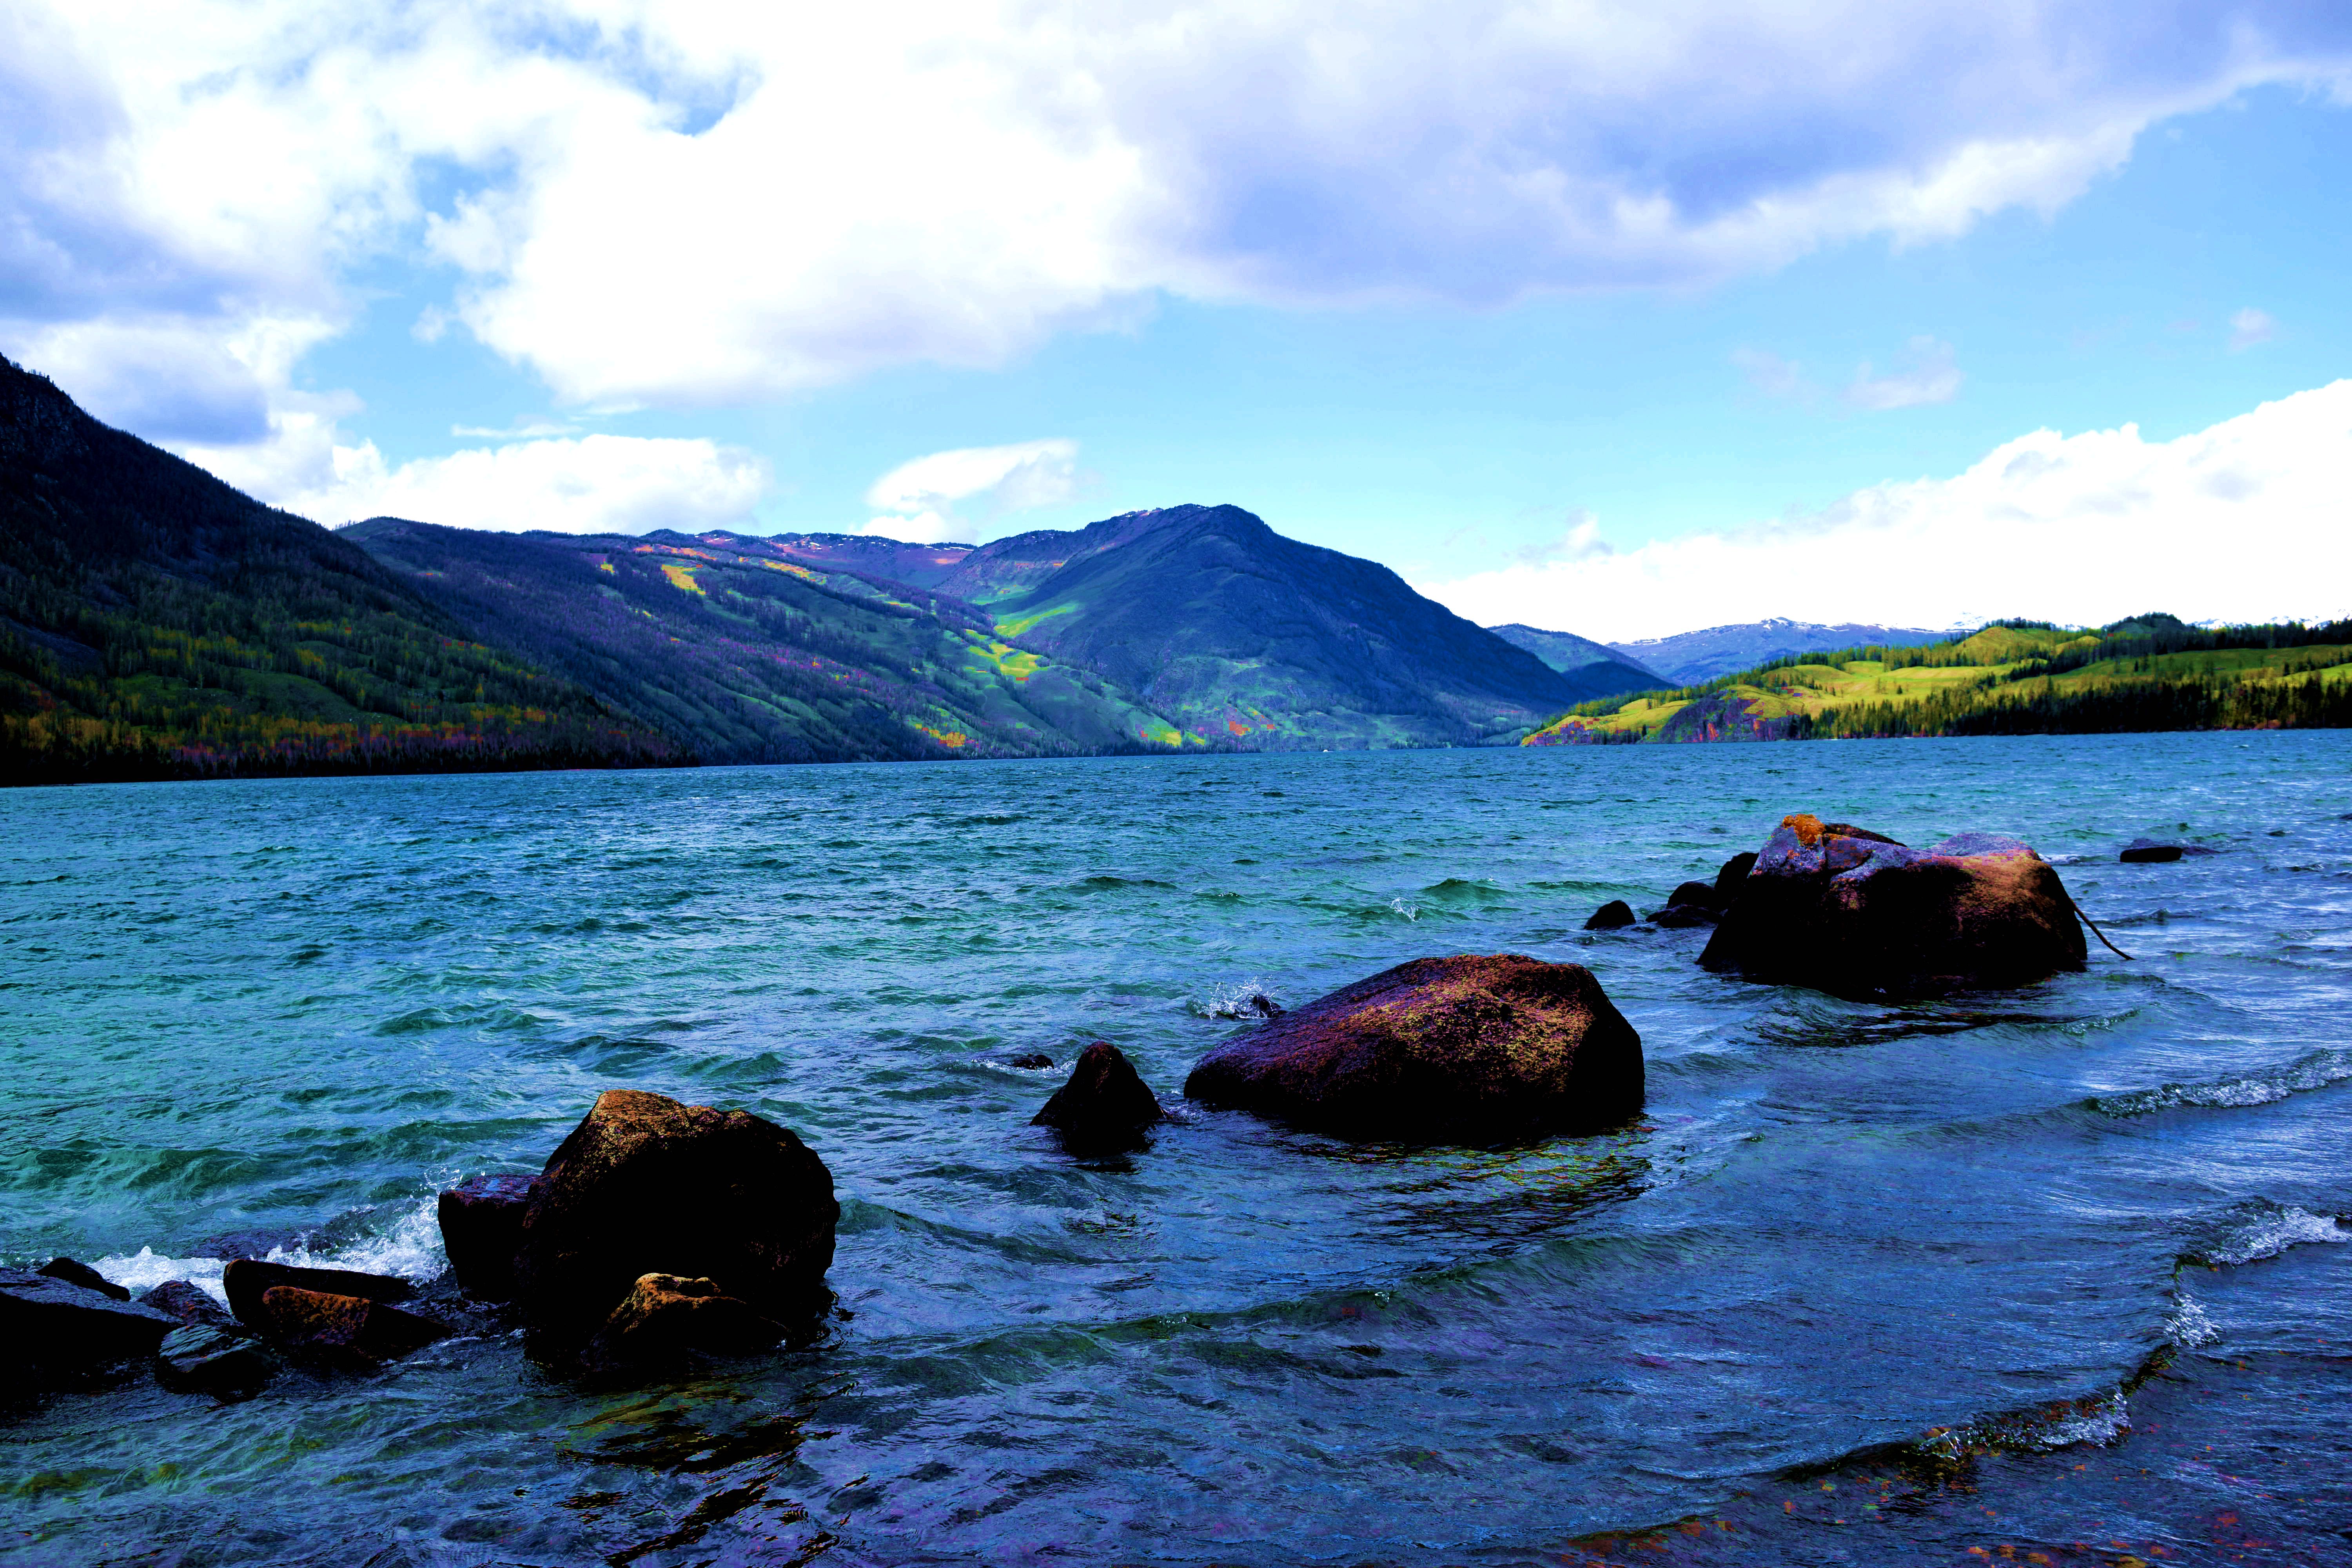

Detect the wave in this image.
[91,1198,448,1306]
[2183,1201,2348,1267]
[2092,1046,2352,1117]
[1188,976,1284,1020]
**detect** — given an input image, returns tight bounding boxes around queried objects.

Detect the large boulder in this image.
[1031,1042,1164,1153]
[1,1268,179,1387]
[1182,955,1644,1143]
[1713,852,1759,906]
[437,1173,539,1301]
[514,1090,837,1349]
[1699,813,2085,998]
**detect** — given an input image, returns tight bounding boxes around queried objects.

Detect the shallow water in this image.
[3,733,2349,1566]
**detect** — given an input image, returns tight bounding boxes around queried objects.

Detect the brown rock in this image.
[222,1259,412,1331]
[1699,813,2087,999]
[1181,954,1644,1143]
[1031,1041,1164,1153]
[514,1090,837,1348]
[589,1272,786,1364]
[257,1286,447,1365]
[437,1173,538,1301]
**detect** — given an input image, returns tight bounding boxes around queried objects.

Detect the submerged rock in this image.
[1031,1041,1165,1153]
[1650,903,1718,928]
[1583,899,1636,931]
[2120,838,2214,862]
[1006,1053,1056,1070]
[156,1325,275,1396]
[0,1268,179,1385]
[39,1258,129,1301]
[515,1089,837,1350]
[589,1273,785,1365]
[257,1286,448,1366]
[1699,813,2086,999]
[1182,954,1644,1143]
[437,1174,538,1301]
[222,1259,413,1331]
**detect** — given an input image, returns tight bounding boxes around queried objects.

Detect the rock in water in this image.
[1,1268,179,1385]
[437,1174,538,1301]
[39,1258,129,1301]
[257,1287,448,1366]
[1182,955,1644,1143]
[1667,880,1719,911]
[1583,900,1636,931]
[590,1273,786,1364]
[141,1279,236,1328]
[1713,852,1758,906]
[1650,903,1718,928]
[1699,813,2085,999]
[1031,1042,1165,1152]
[222,1259,413,1331]
[2119,838,2192,862]
[155,1325,274,1396]
[514,1089,837,1348]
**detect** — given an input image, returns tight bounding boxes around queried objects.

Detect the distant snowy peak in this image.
[1604,619,1964,686]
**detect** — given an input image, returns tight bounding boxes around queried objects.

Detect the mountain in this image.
[955,505,1595,747]
[1485,623,1662,695]
[355,505,1600,753]
[1605,618,1956,685]
[0,355,675,784]
[345,519,1195,762]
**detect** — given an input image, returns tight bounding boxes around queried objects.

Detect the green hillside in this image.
[1525,615,2352,745]
[347,520,1198,762]
[0,357,676,785]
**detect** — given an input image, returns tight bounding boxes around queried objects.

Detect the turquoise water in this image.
[4,734,2350,1566]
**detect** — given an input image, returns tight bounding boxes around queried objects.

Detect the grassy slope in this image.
[1525,618,2352,744]
[350,521,1199,763]
[0,358,676,784]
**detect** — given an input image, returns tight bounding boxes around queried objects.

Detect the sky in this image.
[4,1,2350,642]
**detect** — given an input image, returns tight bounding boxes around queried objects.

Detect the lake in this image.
[4,733,2348,1566]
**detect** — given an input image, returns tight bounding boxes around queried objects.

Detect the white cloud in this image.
[181,423,770,535]
[862,438,1083,543]
[2229,306,2278,350]
[6,0,2352,428]
[1846,336,1964,409]
[1419,379,2352,642]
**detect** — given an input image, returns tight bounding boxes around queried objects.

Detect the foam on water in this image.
[2093,1047,2352,1117]
[93,1198,448,1305]
[2189,1203,2350,1267]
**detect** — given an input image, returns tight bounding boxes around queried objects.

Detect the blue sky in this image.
[5,2,2349,637]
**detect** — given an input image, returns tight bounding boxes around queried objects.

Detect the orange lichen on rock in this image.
[1782,812,1826,846]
